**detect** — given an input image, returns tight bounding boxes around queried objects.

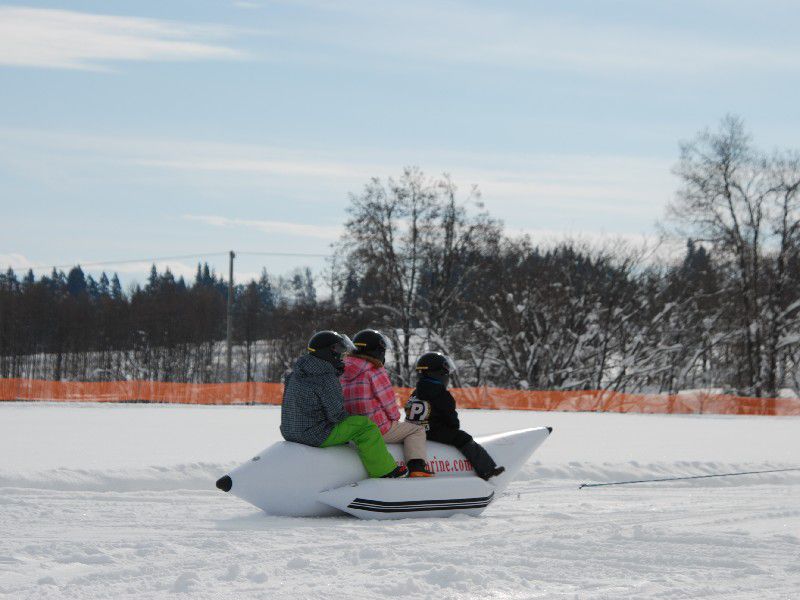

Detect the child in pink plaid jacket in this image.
[340,330,434,477]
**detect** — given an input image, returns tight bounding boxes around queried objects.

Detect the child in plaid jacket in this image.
[340,330,434,477]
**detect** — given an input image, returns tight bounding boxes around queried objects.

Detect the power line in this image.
[238,251,331,258]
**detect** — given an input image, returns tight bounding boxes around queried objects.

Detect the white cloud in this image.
[270,0,800,74]
[136,157,366,180]
[448,155,674,215]
[184,215,342,241]
[0,127,675,233]
[134,147,673,211]
[0,253,37,271]
[0,7,245,70]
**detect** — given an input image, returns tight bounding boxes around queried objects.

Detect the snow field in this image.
[1,403,799,599]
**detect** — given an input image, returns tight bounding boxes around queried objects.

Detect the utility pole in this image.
[226,250,235,383]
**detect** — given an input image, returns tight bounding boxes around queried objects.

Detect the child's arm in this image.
[442,390,460,429]
[319,375,348,424]
[371,369,401,422]
[428,388,460,430]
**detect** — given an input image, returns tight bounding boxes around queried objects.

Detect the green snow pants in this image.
[321,415,397,478]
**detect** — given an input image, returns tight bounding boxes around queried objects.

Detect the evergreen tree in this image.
[341,269,361,307]
[147,264,159,293]
[110,274,123,300]
[257,269,275,311]
[66,266,87,297]
[87,275,100,300]
[98,272,110,297]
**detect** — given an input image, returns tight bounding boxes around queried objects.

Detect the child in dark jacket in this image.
[405,352,505,480]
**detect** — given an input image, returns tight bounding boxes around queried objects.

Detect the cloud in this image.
[184,215,342,241]
[0,7,245,70]
[134,147,673,210]
[0,127,676,237]
[136,157,366,180]
[447,154,674,215]
[268,0,800,75]
[0,253,37,271]
[123,135,674,217]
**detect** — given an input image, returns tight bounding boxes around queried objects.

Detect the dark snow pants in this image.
[426,428,498,479]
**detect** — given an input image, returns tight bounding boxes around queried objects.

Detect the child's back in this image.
[412,376,459,432]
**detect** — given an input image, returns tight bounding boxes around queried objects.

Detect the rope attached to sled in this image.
[578,466,800,489]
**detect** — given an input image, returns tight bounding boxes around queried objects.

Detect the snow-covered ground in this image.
[1,403,799,599]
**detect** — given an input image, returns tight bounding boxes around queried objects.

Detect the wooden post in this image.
[226,250,235,384]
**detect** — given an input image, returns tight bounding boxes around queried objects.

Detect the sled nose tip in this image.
[216,475,232,492]
[546,426,553,434]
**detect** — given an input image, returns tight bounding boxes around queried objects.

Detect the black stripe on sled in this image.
[347,492,494,513]
[348,500,493,513]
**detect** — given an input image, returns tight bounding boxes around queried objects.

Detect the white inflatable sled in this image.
[216,426,552,519]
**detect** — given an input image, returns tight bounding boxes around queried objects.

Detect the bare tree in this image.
[337,167,500,385]
[669,115,800,398]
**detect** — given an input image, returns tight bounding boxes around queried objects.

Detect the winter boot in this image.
[407,459,435,478]
[459,440,503,480]
[482,466,505,480]
[382,465,409,478]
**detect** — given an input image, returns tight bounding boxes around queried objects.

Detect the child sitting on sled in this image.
[405,352,505,480]
[341,329,434,477]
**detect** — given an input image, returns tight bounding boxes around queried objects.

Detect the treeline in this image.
[0,263,331,383]
[1,116,799,397]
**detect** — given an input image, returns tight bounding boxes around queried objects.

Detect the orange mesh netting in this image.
[1,378,798,415]
[0,379,284,405]
[446,387,800,416]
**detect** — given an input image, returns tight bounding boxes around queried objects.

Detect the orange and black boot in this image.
[407,459,435,478]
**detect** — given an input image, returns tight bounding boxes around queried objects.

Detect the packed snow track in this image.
[1,403,798,599]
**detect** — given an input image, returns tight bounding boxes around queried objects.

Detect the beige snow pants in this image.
[382,421,427,461]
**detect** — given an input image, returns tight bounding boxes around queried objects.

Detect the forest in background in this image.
[2,117,800,397]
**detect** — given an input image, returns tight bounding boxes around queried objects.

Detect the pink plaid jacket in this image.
[340,355,400,434]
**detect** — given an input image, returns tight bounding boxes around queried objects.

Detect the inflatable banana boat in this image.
[216,426,552,519]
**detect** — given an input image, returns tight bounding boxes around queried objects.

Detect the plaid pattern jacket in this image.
[340,355,400,434]
[280,354,348,447]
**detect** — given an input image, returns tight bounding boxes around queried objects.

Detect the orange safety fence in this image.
[448,387,800,416]
[0,378,798,416]
[0,379,285,405]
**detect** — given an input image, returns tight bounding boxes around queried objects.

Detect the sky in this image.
[2,0,800,289]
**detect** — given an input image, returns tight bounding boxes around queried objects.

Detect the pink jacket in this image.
[340,355,400,434]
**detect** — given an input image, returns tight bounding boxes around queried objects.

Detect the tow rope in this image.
[579,466,800,489]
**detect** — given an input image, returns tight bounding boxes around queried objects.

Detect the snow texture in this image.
[1,403,799,599]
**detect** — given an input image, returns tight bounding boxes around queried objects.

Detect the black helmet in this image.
[308,330,355,374]
[352,329,389,364]
[415,352,456,382]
